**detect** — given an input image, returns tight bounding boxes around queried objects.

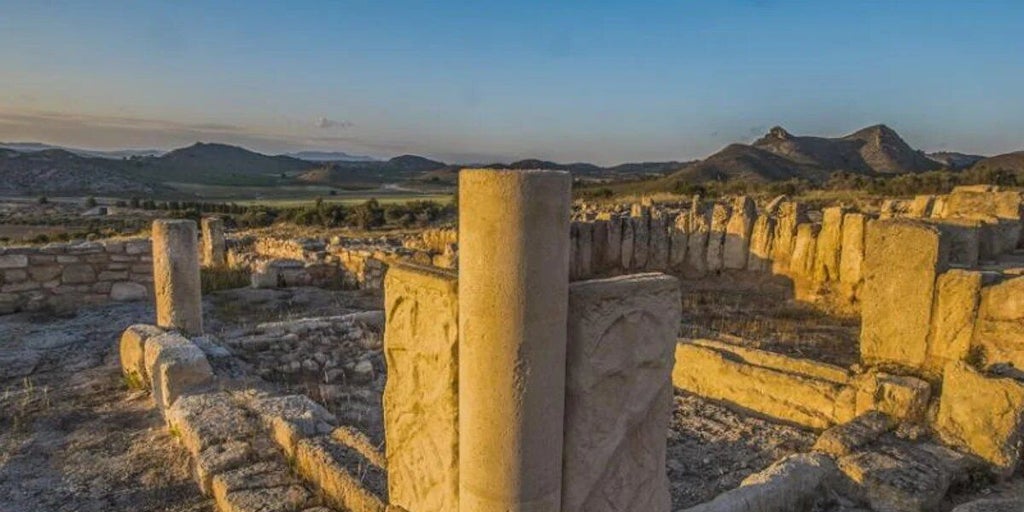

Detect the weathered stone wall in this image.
[0,238,152,314]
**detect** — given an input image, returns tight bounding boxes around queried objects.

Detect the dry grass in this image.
[678,280,860,367]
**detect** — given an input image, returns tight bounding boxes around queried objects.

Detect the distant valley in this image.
[1,124,1019,199]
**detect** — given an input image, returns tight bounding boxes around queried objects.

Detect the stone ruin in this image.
[102,176,1024,511]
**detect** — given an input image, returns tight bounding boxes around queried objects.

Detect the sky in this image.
[1,0,1022,164]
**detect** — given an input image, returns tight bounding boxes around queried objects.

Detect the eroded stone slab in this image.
[936,361,1024,476]
[382,264,458,512]
[563,273,681,512]
[860,220,949,370]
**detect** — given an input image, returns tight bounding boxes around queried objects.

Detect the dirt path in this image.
[0,303,212,512]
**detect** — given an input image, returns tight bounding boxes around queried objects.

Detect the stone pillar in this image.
[200,217,226,267]
[706,203,731,272]
[813,206,846,284]
[458,169,571,512]
[152,219,203,335]
[723,196,756,270]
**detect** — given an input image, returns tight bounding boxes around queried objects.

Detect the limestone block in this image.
[119,324,165,387]
[669,220,689,271]
[631,212,650,270]
[789,223,820,285]
[928,219,982,267]
[926,270,982,373]
[201,217,227,267]
[194,441,258,495]
[620,217,634,271]
[683,453,839,512]
[839,212,867,285]
[771,201,807,275]
[247,394,337,458]
[294,437,387,512]
[945,187,1023,221]
[813,206,846,284]
[143,333,214,410]
[685,207,711,276]
[576,222,593,279]
[723,197,756,270]
[111,281,148,301]
[28,265,61,282]
[746,214,775,272]
[152,219,204,335]
[908,195,936,218]
[854,372,931,422]
[706,203,731,272]
[602,216,622,270]
[62,263,96,284]
[673,342,856,429]
[0,254,28,269]
[591,220,608,272]
[647,213,669,271]
[210,462,314,512]
[838,441,966,512]
[382,264,458,512]
[813,411,895,457]
[972,276,1024,369]
[936,361,1024,475]
[860,220,949,370]
[165,392,260,458]
[563,274,680,512]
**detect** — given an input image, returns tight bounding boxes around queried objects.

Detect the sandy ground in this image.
[0,302,212,512]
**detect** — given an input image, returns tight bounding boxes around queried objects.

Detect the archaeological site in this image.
[3,169,1024,512]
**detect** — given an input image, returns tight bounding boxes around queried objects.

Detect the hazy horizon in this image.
[2,1,1022,165]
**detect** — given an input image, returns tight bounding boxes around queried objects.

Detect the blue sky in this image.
[1,1,1022,164]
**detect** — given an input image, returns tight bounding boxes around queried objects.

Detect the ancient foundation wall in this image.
[0,238,153,314]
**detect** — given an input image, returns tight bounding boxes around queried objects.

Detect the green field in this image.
[233,194,453,208]
[152,181,454,206]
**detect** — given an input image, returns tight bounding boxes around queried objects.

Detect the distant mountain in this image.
[0,142,164,159]
[0,149,157,195]
[284,150,377,162]
[669,144,828,184]
[969,151,1024,175]
[120,142,315,186]
[752,124,940,175]
[927,151,986,170]
[659,124,945,186]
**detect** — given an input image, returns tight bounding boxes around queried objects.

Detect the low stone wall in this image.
[0,238,152,314]
[120,323,390,512]
[672,340,931,430]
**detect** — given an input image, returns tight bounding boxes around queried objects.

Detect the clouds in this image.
[315,117,354,130]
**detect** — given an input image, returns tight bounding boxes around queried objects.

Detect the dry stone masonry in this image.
[0,238,152,314]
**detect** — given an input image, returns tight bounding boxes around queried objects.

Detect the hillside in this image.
[656,124,945,187]
[296,155,448,186]
[120,143,314,186]
[0,149,157,195]
[667,144,828,184]
[969,151,1024,175]
[752,125,940,175]
[927,151,986,170]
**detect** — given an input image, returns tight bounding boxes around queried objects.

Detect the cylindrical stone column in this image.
[458,169,572,512]
[201,217,226,267]
[152,219,203,335]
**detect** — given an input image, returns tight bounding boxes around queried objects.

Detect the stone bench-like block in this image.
[119,324,165,387]
[143,333,214,410]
